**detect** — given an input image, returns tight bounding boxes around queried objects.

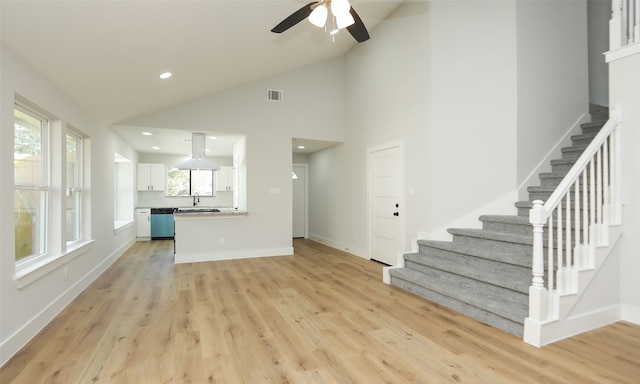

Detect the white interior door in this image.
[292,164,307,238]
[369,145,402,265]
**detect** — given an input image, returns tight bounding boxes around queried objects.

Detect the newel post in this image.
[528,200,548,321]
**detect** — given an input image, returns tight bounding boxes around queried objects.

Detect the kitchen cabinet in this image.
[137,163,165,191]
[215,165,233,192]
[136,208,151,239]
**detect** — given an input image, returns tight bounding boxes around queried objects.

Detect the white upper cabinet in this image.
[215,165,233,192]
[137,163,165,191]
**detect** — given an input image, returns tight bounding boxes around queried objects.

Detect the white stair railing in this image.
[526,107,623,336]
[610,0,640,50]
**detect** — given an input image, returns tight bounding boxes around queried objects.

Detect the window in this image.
[66,131,83,243]
[114,153,134,229]
[167,168,214,196]
[14,105,49,262]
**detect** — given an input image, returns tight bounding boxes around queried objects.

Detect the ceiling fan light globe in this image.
[331,0,351,16]
[335,12,355,29]
[308,5,328,27]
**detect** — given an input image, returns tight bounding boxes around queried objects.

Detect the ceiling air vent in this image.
[267,89,283,102]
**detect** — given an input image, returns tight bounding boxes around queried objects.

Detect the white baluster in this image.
[574,178,582,269]
[582,170,589,247]
[604,138,610,213]
[557,200,564,292]
[548,213,554,292]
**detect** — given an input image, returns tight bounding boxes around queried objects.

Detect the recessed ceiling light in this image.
[160,72,172,79]
[208,136,218,140]
[298,145,305,149]
[142,132,152,136]
[152,146,160,150]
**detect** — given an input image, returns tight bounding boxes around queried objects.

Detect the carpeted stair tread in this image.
[403,251,530,293]
[417,239,530,267]
[447,228,533,245]
[389,268,528,327]
[479,214,530,225]
[479,215,534,236]
[539,171,569,179]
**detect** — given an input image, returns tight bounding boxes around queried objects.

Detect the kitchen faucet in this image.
[193,192,200,206]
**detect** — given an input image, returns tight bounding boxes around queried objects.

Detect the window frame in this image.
[14,103,50,266]
[66,129,83,245]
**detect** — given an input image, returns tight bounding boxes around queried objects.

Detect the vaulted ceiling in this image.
[2,0,404,128]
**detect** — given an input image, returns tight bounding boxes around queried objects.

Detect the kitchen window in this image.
[167,168,214,196]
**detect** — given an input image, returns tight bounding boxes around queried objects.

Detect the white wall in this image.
[1,44,138,366]
[119,58,346,255]
[609,51,640,322]
[308,1,520,256]
[516,0,590,188]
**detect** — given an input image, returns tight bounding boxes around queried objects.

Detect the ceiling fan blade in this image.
[346,7,370,42]
[271,2,318,33]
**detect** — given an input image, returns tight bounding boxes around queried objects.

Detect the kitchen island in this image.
[173,207,294,264]
[173,208,246,264]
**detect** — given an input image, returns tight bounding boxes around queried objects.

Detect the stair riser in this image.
[572,137,596,147]
[482,221,533,237]
[479,222,588,245]
[450,234,532,255]
[551,162,575,174]
[540,176,564,187]
[562,149,586,160]
[389,274,525,337]
[528,190,597,202]
[539,174,595,187]
[404,258,530,294]
[415,244,532,270]
[581,124,605,134]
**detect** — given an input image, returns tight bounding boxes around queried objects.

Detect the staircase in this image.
[389,105,609,338]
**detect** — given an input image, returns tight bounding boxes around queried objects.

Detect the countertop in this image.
[173,209,247,217]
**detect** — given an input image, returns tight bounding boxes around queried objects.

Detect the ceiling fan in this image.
[271,0,370,43]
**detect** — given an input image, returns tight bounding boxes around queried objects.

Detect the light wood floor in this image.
[2,239,639,383]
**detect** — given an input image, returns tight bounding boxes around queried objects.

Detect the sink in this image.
[175,207,221,213]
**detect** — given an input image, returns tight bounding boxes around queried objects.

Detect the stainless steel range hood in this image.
[175,133,220,170]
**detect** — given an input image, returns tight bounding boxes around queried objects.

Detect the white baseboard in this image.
[306,233,368,259]
[0,237,135,368]
[537,304,621,347]
[622,304,640,325]
[174,247,294,264]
